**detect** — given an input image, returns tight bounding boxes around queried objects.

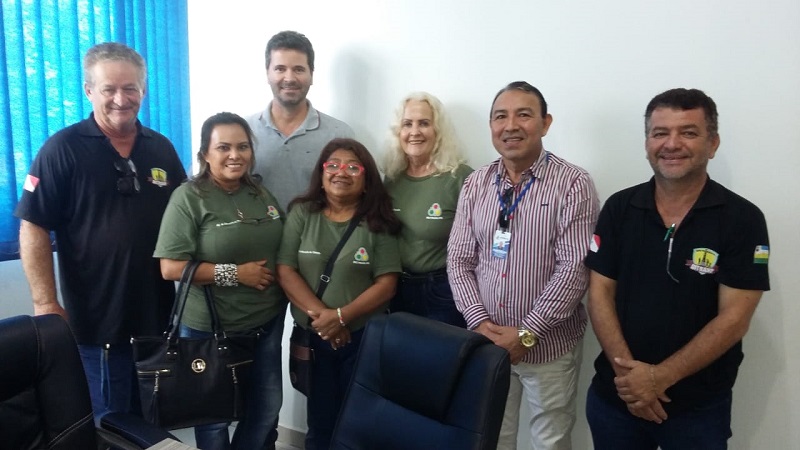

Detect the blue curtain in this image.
[0,0,191,261]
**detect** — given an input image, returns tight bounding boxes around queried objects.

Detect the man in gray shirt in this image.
[248,30,354,209]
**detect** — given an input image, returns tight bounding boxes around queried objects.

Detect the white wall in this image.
[187,1,800,448]
[5,1,790,448]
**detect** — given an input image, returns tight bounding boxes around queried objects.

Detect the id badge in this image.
[492,229,511,259]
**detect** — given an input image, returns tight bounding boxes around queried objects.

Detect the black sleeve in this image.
[717,199,770,291]
[14,133,74,230]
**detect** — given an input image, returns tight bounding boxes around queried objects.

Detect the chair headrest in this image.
[0,315,43,401]
[378,313,490,421]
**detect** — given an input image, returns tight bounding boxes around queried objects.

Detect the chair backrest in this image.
[0,314,97,450]
[331,313,510,450]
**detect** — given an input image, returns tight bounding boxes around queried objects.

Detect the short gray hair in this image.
[83,42,147,88]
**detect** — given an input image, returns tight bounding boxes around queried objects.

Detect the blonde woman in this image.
[384,92,473,327]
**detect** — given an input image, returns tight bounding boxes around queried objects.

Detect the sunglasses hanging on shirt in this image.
[114,158,141,195]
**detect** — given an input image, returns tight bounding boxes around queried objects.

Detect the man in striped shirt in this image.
[448,81,599,450]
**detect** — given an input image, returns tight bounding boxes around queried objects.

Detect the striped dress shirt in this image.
[447,150,599,364]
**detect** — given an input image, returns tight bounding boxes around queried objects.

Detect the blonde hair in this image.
[383,92,465,180]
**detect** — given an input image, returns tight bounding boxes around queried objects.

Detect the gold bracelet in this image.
[337,307,346,327]
[649,365,657,394]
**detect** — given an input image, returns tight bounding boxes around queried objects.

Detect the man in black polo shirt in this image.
[584,88,769,450]
[14,43,186,422]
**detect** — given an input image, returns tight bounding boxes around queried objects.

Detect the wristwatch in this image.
[518,327,538,348]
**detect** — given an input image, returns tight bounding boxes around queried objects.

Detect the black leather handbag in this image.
[288,215,361,397]
[288,323,314,397]
[132,260,258,429]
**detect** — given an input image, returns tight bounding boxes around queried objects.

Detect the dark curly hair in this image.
[289,138,401,235]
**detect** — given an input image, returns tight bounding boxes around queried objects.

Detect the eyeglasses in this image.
[322,161,365,176]
[114,158,141,195]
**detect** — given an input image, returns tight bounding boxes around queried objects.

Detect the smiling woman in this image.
[203,123,255,192]
[276,138,402,449]
[154,112,287,450]
[383,92,473,328]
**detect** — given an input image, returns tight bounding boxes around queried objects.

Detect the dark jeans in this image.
[586,384,733,450]
[389,269,466,328]
[305,328,364,450]
[179,311,285,450]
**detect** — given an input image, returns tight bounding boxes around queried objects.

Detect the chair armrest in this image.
[100,412,180,449]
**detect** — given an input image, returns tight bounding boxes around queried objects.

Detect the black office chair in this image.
[331,312,511,450]
[0,314,179,450]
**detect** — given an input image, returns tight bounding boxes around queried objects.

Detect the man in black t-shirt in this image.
[584,88,769,449]
[14,43,186,422]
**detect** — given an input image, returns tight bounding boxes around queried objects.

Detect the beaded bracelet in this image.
[337,307,346,327]
[214,263,239,287]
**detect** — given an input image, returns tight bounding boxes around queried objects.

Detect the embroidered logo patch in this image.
[353,247,370,264]
[686,248,719,275]
[267,206,280,219]
[148,168,168,187]
[426,203,443,220]
[23,174,40,193]
[589,234,601,253]
[753,245,769,264]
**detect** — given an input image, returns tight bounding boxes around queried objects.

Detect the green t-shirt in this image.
[277,203,401,331]
[384,164,473,272]
[154,181,286,331]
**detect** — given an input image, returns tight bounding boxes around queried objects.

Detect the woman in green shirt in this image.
[383,92,473,327]
[277,138,401,450]
[154,112,285,450]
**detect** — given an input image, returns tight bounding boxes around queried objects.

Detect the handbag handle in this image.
[165,260,202,339]
[165,261,228,340]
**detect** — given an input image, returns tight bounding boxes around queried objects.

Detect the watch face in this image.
[519,329,537,348]
[520,333,536,348]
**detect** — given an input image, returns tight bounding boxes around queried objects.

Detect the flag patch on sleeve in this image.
[589,234,601,253]
[23,174,40,193]
[753,245,769,264]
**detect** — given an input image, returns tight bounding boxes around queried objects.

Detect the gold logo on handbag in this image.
[191,358,207,373]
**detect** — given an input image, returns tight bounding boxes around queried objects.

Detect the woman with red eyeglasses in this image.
[277,138,401,450]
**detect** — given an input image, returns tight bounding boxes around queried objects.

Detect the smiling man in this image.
[247,30,354,210]
[14,42,186,423]
[448,81,599,450]
[584,88,770,450]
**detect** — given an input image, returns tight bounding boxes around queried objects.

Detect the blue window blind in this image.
[0,0,191,261]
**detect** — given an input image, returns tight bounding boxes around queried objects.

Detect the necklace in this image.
[228,192,244,219]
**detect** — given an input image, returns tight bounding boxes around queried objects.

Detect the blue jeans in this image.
[305,328,363,450]
[586,384,732,450]
[78,343,141,425]
[180,311,285,450]
[390,270,466,328]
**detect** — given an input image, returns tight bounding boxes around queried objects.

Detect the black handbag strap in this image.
[165,260,201,338]
[315,214,362,299]
[166,260,227,339]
